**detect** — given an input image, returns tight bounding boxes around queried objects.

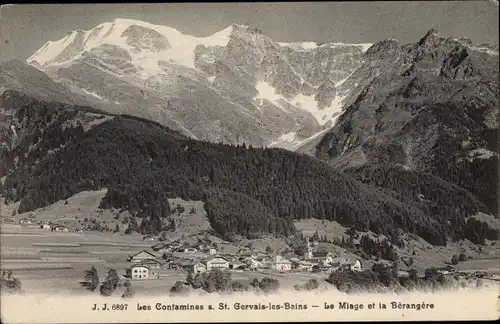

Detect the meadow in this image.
[0,224,330,295]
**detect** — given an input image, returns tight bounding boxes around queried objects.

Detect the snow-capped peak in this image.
[279,41,373,52]
[27,18,235,76]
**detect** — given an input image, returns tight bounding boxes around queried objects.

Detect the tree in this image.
[81,266,99,292]
[202,269,231,293]
[125,217,139,234]
[100,280,114,296]
[186,271,194,285]
[424,267,439,281]
[231,281,247,292]
[170,281,187,295]
[250,278,260,289]
[312,230,321,242]
[304,279,319,290]
[409,269,419,282]
[371,263,395,287]
[451,254,459,265]
[1,276,23,294]
[114,223,120,233]
[121,280,135,298]
[258,277,280,293]
[265,246,273,254]
[106,268,120,290]
[192,273,204,289]
[99,268,119,297]
[458,253,467,262]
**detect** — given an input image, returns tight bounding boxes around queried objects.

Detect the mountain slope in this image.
[0,59,90,105]
[1,91,496,245]
[311,30,499,215]
[26,18,370,148]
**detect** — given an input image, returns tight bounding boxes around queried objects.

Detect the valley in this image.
[0,16,498,300]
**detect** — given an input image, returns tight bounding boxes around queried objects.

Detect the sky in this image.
[0,1,499,62]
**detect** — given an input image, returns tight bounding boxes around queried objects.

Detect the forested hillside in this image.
[1,91,495,245]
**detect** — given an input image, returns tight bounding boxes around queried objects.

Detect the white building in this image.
[273,255,292,272]
[208,248,217,255]
[205,257,230,271]
[309,251,334,265]
[41,223,51,230]
[127,265,150,280]
[350,259,362,272]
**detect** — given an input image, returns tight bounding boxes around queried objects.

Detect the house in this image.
[330,262,341,271]
[138,259,163,269]
[397,270,410,278]
[127,250,157,263]
[437,266,456,275]
[350,259,362,272]
[220,254,237,262]
[259,256,273,268]
[297,260,314,272]
[19,219,32,225]
[126,265,160,280]
[339,263,353,271]
[143,236,156,241]
[229,261,245,270]
[167,260,183,270]
[244,257,264,270]
[240,251,258,260]
[152,243,173,253]
[151,243,164,251]
[272,255,292,272]
[208,248,217,255]
[126,265,150,279]
[309,251,334,266]
[183,247,198,253]
[183,262,207,274]
[3,218,15,224]
[40,223,51,230]
[53,225,68,232]
[205,257,230,271]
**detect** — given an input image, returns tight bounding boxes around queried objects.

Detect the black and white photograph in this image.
[0,2,498,322]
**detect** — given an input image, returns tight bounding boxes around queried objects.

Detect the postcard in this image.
[1,2,499,323]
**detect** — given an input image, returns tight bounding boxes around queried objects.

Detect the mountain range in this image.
[0,19,498,248]
[25,18,371,149]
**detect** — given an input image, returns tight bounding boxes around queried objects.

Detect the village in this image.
[123,238,364,281]
[8,216,480,284]
[2,206,498,298]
